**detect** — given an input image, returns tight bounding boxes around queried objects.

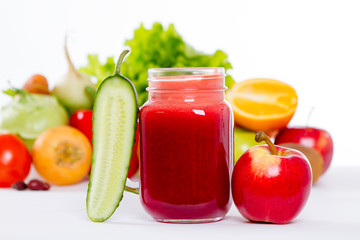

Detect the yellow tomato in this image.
[32,126,92,185]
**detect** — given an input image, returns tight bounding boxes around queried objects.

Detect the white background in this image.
[1,0,360,167]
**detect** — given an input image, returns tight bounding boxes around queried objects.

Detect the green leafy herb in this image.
[2,88,19,97]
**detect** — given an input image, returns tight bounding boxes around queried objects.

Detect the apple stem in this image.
[124,186,139,195]
[255,131,278,155]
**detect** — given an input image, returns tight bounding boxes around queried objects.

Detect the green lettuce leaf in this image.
[80,23,234,106]
[79,55,115,88]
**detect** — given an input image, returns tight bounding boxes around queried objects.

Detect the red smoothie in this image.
[139,68,233,223]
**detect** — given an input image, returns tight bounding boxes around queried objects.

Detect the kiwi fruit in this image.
[279,143,324,184]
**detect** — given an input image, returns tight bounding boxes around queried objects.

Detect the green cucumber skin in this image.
[86,74,138,223]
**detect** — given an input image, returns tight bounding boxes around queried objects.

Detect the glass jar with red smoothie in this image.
[139,68,233,223]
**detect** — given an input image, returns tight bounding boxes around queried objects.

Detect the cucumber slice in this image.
[86,50,138,222]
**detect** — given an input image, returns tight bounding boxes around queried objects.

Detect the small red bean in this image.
[12,181,27,190]
[28,179,45,190]
[42,182,51,191]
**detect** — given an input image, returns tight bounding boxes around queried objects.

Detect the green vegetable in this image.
[79,55,115,88]
[80,23,234,106]
[0,89,69,149]
[53,38,96,114]
[86,50,138,222]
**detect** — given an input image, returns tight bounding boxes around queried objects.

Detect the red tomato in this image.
[69,110,93,145]
[0,134,32,187]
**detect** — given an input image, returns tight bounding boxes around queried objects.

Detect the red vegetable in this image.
[127,124,139,180]
[0,134,32,187]
[69,110,93,144]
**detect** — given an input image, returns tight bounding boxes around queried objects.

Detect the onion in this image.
[52,39,96,113]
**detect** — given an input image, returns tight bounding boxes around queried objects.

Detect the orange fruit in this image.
[226,78,297,131]
[32,126,92,185]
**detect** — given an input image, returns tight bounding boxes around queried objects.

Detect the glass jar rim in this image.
[148,67,225,80]
[147,67,226,92]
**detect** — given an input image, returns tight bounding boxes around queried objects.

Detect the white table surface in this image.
[1,166,359,240]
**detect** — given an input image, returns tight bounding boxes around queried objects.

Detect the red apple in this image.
[274,127,333,174]
[231,131,312,224]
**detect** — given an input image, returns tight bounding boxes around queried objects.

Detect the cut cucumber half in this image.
[86,50,138,222]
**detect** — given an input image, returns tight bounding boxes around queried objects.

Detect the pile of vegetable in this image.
[0,22,234,188]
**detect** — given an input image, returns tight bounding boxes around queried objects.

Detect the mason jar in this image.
[139,68,233,223]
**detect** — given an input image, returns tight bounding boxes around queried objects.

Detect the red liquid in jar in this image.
[139,71,233,222]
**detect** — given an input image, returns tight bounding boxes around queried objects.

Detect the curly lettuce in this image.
[80,23,234,106]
